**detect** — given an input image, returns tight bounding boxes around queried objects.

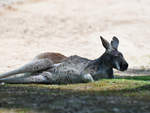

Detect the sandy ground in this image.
[0,0,150,73]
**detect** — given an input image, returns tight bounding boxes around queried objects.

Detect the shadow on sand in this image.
[115,68,150,81]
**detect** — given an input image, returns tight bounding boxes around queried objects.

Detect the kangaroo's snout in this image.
[120,62,128,71]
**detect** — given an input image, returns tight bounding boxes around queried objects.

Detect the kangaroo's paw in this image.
[82,74,94,82]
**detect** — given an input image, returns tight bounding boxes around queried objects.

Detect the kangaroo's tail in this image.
[0,58,53,79]
[0,73,50,84]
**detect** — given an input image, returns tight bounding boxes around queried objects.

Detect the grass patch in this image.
[122,75,150,81]
[0,75,150,113]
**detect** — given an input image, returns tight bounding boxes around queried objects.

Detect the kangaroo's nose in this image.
[125,63,128,69]
[120,62,128,71]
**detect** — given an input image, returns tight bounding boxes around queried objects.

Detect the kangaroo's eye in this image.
[113,52,119,57]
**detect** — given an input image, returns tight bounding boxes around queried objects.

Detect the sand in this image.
[0,0,150,73]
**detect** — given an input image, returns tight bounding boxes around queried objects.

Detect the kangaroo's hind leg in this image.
[0,52,66,79]
[0,58,53,79]
[33,52,67,64]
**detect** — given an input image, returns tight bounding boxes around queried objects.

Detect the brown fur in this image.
[34,52,67,64]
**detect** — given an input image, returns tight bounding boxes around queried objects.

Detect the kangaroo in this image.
[0,36,128,84]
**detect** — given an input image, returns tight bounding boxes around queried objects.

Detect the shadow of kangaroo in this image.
[0,36,128,84]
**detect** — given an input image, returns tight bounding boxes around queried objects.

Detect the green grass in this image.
[0,75,150,113]
[122,75,150,81]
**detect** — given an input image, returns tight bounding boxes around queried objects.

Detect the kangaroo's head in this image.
[100,36,128,71]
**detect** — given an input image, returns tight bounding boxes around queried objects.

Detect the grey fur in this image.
[0,36,128,84]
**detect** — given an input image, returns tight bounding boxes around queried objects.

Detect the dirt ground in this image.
[0,0,150,73]
[0,1,150,112]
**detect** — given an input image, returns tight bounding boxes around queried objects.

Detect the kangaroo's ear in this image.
[111,36,119,49]
[100,36,110,50]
